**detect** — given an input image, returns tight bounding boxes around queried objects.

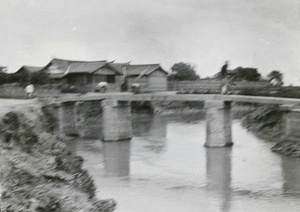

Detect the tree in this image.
[168,62,200,81]
[0,66,9,84]
[267,70,283,86]
[214,66,261,82]
[0,66,7,73]
[231,67,261,81]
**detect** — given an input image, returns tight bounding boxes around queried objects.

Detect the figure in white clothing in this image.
[131,83,140,94]
[95,82,108,93]
[25,84,34,98]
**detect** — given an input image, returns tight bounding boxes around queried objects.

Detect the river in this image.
[68,113,300,212]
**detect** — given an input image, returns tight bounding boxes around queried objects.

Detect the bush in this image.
[0,108,117,212]
[60,85,89,94]
[60,85,78,93]
[176,89,219,94]
[238,86,300,98]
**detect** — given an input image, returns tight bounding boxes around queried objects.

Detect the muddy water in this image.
[69,114,300,212]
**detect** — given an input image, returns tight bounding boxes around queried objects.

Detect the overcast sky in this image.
[1,0,300,84]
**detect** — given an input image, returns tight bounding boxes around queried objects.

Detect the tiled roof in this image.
[125,64,167,76]
[16,65,44,73]
[66,61,107,74]
[37,58,167,79]
[50,58,107,72]
[42,58,108,78]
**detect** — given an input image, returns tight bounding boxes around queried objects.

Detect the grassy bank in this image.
[241,105,300,158]
[238,86,300,98]
[0,103,116,211]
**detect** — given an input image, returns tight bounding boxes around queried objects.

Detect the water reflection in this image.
[132,116,168,155]
[67,114,300,211]
[206,147,232,212]
[281,156,300,195]
[103,140,131,177]
[132,115,167,138]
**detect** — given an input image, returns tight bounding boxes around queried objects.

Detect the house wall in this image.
[84,75,121,92]
[45,64,64,76]
[94,67,116,75]
[148,70,167,91]
[66,74,88,85]
[127,77,149,91]
[91,67,120,90]
[65,69,121,92]
[92,74,117,84]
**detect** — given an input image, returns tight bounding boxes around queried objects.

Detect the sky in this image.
[1,0,300,84]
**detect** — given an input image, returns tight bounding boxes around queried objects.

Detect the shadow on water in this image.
[206,147,232,212]
[132,115,167,138]
[103,140,131,177]
[281,156,300,196]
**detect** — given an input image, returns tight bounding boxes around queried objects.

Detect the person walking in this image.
[220,61,229,94]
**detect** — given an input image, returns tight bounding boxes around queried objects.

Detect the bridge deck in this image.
[54,92,300,105]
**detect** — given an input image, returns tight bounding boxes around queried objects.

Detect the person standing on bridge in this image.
[220,61,230,94]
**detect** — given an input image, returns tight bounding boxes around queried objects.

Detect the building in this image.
[13,65,44,83]
[40,58,122,90]
[14,65,44,77]
[16,58,168,92]
[124,64,168,92]
[64,61,121,85]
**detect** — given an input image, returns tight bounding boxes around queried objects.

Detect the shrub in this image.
[238,86,300,98]
[60,85,89,94]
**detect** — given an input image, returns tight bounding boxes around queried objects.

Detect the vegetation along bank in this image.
[242,105,300,158]
[0,103,116,212]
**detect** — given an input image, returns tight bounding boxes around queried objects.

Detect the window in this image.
[107,75,115,83]
[87,75,93,83]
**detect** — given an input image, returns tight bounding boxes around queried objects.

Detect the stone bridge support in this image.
[52,102,80,136]
[205,101,233,147]
[52,99,233,146]
[284,108,300,141]
[102,100,132,141]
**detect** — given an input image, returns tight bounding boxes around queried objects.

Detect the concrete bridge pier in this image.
[52,102,79,136]
[102,100,132,141]
[205,100,233,147]
[284,108,300,141]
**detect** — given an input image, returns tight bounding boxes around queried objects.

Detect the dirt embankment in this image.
[242,105,300,157]
[0,103,116,211]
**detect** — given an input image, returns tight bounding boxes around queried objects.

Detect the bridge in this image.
[52,93,300,147]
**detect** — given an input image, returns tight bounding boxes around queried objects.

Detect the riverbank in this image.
[132,101,258,118]
[241,105,300,157]
[0,100,116,211]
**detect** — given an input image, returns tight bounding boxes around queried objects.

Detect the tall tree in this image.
[214,67,261,81]
[267,70,283,86]
[232,67,261,81]
[168,62,200,81]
